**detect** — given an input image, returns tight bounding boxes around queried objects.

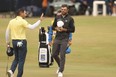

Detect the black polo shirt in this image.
[52,14,75,40]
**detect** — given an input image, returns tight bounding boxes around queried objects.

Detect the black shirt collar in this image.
[62,14,68,18]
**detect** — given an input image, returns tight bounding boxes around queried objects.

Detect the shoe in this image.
[58,72,63,77]
[7,70,14,77]
[56,67,59,74]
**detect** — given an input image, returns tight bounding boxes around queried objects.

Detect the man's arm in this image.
[67,18,75,33]
[27,13,44,29]
[52,18,57,30]
[58,18,75,33]
[52,18,67,32]
[5,27,10,47]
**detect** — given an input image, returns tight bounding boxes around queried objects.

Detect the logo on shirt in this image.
[65,20,68,22]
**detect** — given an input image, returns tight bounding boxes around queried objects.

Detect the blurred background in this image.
[0,0,116,17]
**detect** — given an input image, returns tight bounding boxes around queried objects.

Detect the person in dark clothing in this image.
[30,0,42,16]
[52,4,75,77]
[76,0,93,15]
[105,0,116,16]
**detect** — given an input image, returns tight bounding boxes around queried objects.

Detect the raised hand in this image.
[40,13,44,21]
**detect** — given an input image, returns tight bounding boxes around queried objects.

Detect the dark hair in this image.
[57,9,61,13]
[16,8,25,16]
[61,4,69,9]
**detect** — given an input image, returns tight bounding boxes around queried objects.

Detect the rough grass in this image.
[0,16,116,77]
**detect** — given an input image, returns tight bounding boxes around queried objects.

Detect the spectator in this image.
[42,0,48,15]
[105,0,116,16]
[76,0,93,15]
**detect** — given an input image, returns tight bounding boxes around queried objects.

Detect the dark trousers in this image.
[52,39,68,72]
[11,40,27,77]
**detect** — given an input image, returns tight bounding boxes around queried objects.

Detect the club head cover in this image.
[66,47,71,54]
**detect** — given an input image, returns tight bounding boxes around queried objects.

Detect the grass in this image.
[0,16,116,77]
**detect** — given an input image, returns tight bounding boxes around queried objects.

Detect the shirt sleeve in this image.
[22,19,30,28]
[5,22,11,43]
[27,20,41,29]
[52,18,57,30]
[23,19,41,29]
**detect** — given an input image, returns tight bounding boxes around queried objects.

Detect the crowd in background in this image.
[0,0,116,16]
[105,0,116,16]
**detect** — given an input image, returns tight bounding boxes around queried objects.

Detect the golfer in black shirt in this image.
[52,4,75,77]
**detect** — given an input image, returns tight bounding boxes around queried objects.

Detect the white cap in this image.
[57,21,64,27]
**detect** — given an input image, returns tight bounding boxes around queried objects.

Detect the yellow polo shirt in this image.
[7,16,29,40]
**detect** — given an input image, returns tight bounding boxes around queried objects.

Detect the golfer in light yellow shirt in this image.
[5,8,44,77]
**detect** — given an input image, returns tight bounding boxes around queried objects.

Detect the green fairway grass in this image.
[0,16,116,77]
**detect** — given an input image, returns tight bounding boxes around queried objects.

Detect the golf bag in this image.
[38,27,53,67]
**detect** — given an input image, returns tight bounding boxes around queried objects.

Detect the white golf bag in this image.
[38,27,53,67]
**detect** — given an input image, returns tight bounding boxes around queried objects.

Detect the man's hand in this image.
[55,27,61,32]
[6,42,10,48]
[60,27,67,32]
[40,13,44,21]
[55,27,67,32]
[48,41,53,46]
[68,40,72,46]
